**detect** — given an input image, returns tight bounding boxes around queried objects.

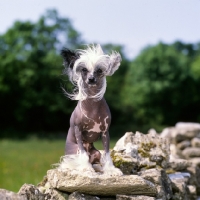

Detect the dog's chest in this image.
[78,99,111,141]
[82,115,109,134]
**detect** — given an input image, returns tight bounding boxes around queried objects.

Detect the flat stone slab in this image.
[116,194,156,200]
[182,147,200,159]
[0,189,26,200]
[47,169,157,196]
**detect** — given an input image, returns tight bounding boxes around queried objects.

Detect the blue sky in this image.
[0,0,200,58]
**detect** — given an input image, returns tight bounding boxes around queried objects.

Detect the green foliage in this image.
[191,55,200,80]
[0,10,83,135]
[122,42,200,130]
[0,8,200,136]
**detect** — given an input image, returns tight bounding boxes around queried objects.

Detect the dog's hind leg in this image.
[60,141,95,172]
[83,142,101,164]
[89,147,101,164]
[65,141,78,154]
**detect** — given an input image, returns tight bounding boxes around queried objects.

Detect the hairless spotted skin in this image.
[61,44,122,171]
[66,95,111,164]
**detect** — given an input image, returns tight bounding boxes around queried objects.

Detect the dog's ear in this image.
[61,48,80,69]
[106,52,121,76]
[96,44,104,55]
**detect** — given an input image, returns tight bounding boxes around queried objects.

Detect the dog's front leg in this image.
[74,126,94,171]
[74,126,85,153]
[102,131,110,154]
[102,131,113,166]
[102,131,123,175]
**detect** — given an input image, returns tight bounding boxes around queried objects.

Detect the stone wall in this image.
[1,122,200,200]
[160,122,200,199]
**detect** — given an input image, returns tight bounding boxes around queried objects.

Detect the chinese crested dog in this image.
[59,44,122,175]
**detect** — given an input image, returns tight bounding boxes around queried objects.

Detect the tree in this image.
[122,42,198,131]
[0,10,83,137]
[1,9,200,137]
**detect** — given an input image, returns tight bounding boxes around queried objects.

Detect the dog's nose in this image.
[88,77,96,84]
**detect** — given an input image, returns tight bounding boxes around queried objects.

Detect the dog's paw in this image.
[100,152,123,176]
[57,152,96,174]
[103,165,123,176]
[77,151,95,172]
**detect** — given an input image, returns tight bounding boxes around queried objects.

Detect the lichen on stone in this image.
[112,131,170,174]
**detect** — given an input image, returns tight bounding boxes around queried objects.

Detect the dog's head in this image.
[61,44,121,101]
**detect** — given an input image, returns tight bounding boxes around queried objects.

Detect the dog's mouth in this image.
[87,78,97,86]
[87,82,97,87]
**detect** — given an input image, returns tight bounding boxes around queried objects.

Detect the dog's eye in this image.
[97,69,102,74]
[82,68,88,73]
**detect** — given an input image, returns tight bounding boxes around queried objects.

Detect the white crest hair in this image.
[55,152,123,176]
[65,44,121,101]
[56,152,96,176]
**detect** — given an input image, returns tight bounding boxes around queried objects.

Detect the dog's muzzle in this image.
[88,77,96,85]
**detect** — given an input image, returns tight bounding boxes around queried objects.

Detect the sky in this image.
[0,0,200,59]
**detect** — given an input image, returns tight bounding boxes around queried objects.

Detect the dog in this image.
[60,44,122,175]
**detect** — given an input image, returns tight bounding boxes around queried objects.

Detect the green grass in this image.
[0,138,117,192]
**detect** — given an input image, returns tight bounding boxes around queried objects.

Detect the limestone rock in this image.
[138,168,172,200]
[160,122,200,196]
[0,189,26,200]
[189,158,200,167]
[47,169,157,196]
[182,147,200,159]
[168,155,190,171]
[43,188,68,200]
[18,184,44,200]
[68,191,115,200]
[187,185,197,200]
[168,173,190,200]
[175,128,199,143]
[175,122,200,130]
[116,194,156,200]
[186,165,200,193]
[110,150,138,174]
[161,122,200,144]
[177,140,191,150]
[169,144,180,158]
[170,179,190,200]
[112,131,170,173]
[160,127,173,141]
[174,122,200,142]
[68,191,100,200]
[191,137,200,147]
[19,183,69,200]
[168,172,191,185]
